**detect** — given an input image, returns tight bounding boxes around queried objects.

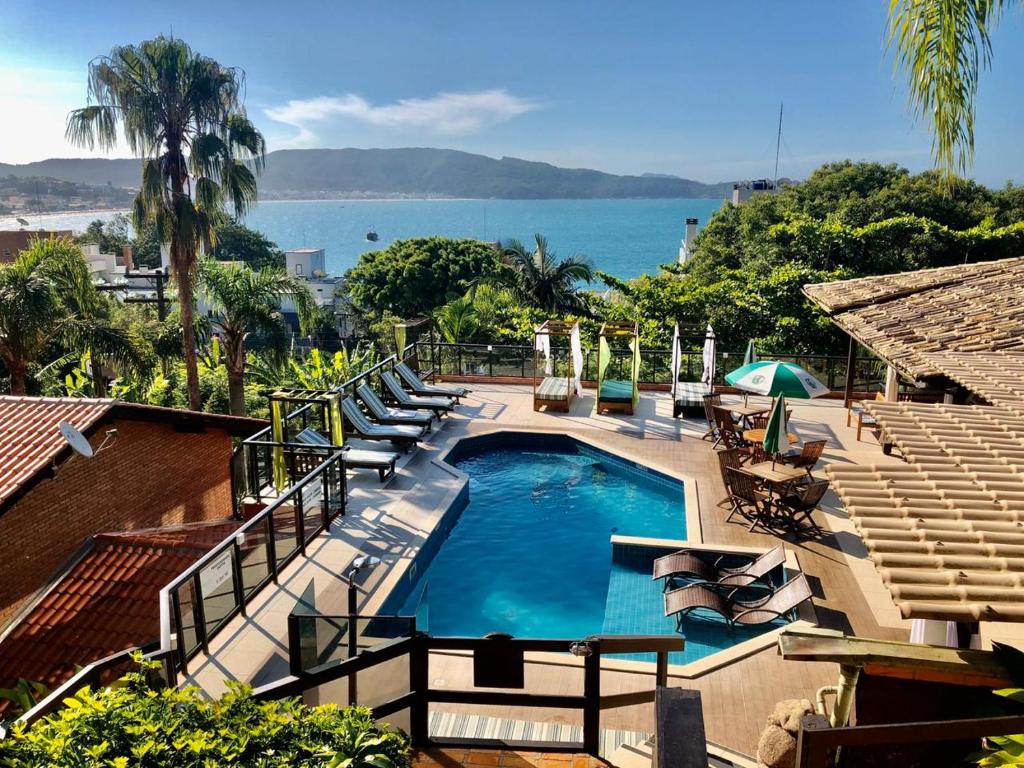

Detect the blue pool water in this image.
[388,434,787,664]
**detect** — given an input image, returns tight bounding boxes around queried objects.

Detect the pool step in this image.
[427,710,649,758]
[606,737,756,768]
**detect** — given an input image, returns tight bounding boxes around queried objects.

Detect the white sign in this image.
[200,550,234,598]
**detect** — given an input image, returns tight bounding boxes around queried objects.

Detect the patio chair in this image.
[652,544,785,590]
[725,466,771,532]
[750,415,769,431]
[356,382,434,432]
[663,572,812,628]
[380,371,455,418]
[340,396,425,450]
[780,439,827,477]
[296,427,399,482]
[714,408,757,464]
[395,361,470,402]
[702,393,722,444]
[775,480,830,537]
[715,448,741,507]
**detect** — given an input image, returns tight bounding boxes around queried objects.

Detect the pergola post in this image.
[844,335,857,408]
[884,365,899,402]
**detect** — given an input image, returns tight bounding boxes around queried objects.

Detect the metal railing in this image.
[251,611,684,756]
[413,341,886,391]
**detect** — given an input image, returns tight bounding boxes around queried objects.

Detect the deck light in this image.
[345,554,382,616]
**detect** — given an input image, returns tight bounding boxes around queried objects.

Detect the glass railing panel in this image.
[238,519,272,597]
[198,548,240,636]
[272,499,301,570]
[173,580,200,659]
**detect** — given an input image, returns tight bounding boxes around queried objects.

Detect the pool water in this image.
[392,434,784,661]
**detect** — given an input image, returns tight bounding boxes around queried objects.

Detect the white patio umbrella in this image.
[700,325,716,393]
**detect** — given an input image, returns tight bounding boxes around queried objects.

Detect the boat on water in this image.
[365,228,379,242]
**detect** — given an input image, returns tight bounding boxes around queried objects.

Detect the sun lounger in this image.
[341,397,425,450]
[535,375,571,412]
[356,382,434,431]
[396,361,470,402]
[652,544,785,590]
[381,371,454,418]
[295,428,399,482]
[663,572,812,628]
[673,381,710,417]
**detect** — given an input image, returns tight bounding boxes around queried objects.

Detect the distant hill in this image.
[0,148,733,200]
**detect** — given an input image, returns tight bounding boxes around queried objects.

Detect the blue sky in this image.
[1,0,1022,184]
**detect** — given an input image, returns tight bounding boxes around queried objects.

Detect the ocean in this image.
[0,197,724,279]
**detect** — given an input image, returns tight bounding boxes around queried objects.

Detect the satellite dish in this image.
[58,420,94,459]
[16,217,29,227]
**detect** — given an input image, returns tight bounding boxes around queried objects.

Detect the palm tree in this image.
[886,0,1009,179]
[66,36,266,410]
[496,234,593,315]
[434,295,478,343]
[199,261,315,416]
[0,238,144,396]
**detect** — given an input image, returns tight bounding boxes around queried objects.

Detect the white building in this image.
[731,179,775,206]
[283,248,341,310]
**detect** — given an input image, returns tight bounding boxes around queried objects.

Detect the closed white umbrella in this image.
[700,325,716,393]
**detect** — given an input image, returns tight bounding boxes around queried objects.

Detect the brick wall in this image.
[0,418,235,628]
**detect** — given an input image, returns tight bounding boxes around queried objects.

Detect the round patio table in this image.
[744,428,799,445]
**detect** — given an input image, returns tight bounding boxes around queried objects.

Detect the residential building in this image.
[731,179,774,205]
[0,229,74,262]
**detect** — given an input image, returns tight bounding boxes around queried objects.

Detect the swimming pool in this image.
[388,433,784,662]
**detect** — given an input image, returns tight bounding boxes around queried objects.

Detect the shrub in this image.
[0,661,410,768]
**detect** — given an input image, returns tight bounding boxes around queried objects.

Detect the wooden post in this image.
[655,688,707,768]
[410,634,429,746]
[844,335,857,408]
[583,641,601,755]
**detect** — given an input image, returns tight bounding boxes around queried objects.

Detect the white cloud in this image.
[264,89,539,146]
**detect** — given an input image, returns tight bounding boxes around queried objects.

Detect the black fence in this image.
[413,341,886,391]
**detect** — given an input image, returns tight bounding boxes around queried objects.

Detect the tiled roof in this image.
[0,396,115,509]
[923,351,1024,417]
[826,401,1024,622]
[802,257,1024,381]
[0,521,237,694]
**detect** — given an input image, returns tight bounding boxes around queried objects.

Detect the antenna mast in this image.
[773,103,783,192]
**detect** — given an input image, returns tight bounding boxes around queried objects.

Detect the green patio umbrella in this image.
[743,340,758,367]
[762,394,789,464]
[724,360,828,399]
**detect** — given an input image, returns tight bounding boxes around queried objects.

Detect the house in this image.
[284,247,343,310]
[0,229,74,263]
[0,396,265,692]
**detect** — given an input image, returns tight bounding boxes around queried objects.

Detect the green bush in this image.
[0,661,410,768]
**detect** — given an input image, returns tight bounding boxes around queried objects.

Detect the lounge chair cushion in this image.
[397,362,469,397]
[599,379,633,403]
[674,381,709,407]
[536,376,569,400]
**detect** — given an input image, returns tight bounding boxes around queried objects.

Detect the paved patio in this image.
[185,384,926,758]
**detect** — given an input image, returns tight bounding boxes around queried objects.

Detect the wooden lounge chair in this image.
[725,466,772,531]
[775,480,830,537]
[780,439,827,477]
[380,371,454,418]
[295,427,399,482]
[663,572,812,628]
[356,382,434,431]
[340,396,425,450]
[652,544,786,590]
[702,393,722,444]
[395,361,470,402]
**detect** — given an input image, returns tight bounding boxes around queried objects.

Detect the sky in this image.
[1,0,1022,185]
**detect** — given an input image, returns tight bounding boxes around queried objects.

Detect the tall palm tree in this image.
[497,234,593,315]
[887,0,1008,179]
[66,36,266,410]
[199,261,315,416]
[0,238,144,396]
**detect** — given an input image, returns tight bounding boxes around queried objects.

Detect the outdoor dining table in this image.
[730,404,770,428]
[744,428,799,446]
[742,461,808,533]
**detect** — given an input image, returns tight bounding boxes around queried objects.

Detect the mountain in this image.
[0,148,733,200]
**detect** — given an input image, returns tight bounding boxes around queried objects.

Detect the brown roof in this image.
[922,351,1024,417]
[0,395,267,513]
[826,401,1024,622]
[0,520,238,693]
[802,257,1024,381]
[0,231,74,262]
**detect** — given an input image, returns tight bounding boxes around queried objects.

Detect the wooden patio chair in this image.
[713,407,757,463]
[750,415,769,431]
[725,466,772,531]
[781,439,827,477]
[715,448,741,507]
[663,573,812,628]
[702,393,723,444]
[776,480,830,537]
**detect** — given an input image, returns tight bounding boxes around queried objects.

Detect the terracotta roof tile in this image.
[827,401,1024,622]
[0,396,114,509]
[803,257,1024,381]
[0,520,238,695]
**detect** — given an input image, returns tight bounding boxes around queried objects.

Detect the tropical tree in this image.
[66,36,267,410]
[199,261,314,415]
[0,238,145,396]
[886,0,1009,179]
[496,234,593,315]
[434,295,478,343]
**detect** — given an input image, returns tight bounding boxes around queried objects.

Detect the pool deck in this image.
[185,385,932,758]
